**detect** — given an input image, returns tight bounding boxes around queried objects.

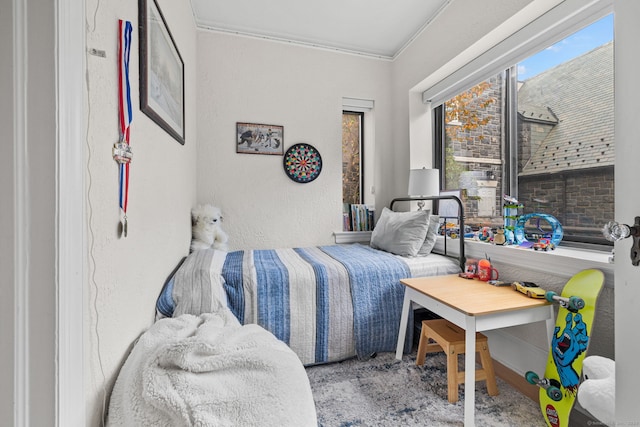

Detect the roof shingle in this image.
[517,41,613,176]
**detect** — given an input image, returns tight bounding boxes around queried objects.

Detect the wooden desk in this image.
[395,274,555,427]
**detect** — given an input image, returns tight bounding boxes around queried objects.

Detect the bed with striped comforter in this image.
[157,244,461,366]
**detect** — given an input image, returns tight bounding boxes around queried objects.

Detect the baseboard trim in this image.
[493,359,539,403]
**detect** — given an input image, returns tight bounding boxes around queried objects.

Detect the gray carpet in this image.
[306,351,546,427]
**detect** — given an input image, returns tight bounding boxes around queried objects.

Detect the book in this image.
[343,204,375,231]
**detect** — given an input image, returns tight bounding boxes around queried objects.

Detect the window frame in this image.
[422,0,613,106]
[427,2,614,248]
[342,110,365,205]
[434,58,613,248]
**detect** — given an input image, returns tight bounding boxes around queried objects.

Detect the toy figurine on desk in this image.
[493,228,506,245]
[463,258,478,277]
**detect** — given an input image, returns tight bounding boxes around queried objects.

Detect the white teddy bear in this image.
[577,355,615,427]
[190,204,229,253]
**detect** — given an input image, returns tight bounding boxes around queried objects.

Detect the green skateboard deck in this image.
[526,269,604,427]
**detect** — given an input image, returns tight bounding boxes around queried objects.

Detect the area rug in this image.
[306,351,546,427]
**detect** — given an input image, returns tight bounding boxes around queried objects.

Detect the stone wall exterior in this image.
[446,75,614,239]
[518,167,614,238]
[446,74,504,220]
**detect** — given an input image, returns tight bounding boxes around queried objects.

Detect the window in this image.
[341,97,375,232]
[342,111,364,205]
[435,15,614,246]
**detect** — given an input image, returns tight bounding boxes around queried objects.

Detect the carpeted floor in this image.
[306,351,546,427]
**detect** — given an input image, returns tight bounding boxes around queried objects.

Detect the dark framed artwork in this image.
[283,143,323,183]
[139,0,185,145]
[236,122,284,155]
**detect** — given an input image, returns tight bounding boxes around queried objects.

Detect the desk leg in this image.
[545,304,556,345]
[395,290,411,360]
[464,316,476,427]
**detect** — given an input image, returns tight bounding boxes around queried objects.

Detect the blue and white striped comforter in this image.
[223,244,414,365]
[158,244,461,366]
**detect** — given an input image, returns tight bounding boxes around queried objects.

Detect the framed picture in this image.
[139,0,185,145]
[236,122,284,155]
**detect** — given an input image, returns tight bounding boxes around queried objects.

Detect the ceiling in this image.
[191,0,452,59]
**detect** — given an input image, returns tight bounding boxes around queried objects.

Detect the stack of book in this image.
[343,204,375,231]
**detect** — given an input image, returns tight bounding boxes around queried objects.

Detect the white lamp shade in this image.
[408,168,440,197]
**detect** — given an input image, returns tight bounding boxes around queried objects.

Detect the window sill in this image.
[333,231,372,244]
[434,237,614,286]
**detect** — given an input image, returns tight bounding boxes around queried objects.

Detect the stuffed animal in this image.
[190,204,229,252]
[577,355,615,427]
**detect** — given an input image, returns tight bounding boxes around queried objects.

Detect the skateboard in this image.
[525,269,604,427]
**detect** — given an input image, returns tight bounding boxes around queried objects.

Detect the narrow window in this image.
[342,111,364,205]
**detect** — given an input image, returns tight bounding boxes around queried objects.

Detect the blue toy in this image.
[503,195,523,245]
[514,213,563,247]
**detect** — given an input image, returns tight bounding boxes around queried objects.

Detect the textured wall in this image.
[488,260,614,359]
[196,32,392,250]
[84,1,198,424]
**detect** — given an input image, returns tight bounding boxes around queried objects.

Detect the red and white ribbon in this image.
[115,19,133,236]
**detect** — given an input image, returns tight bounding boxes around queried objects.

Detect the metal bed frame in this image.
[389,195,466,271]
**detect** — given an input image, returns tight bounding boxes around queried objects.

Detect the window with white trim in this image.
[434,13,614,246]
[342,111,364,205]
[341,97,375,231]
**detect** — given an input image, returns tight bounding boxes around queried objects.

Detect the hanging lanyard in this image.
[113,19,133,237]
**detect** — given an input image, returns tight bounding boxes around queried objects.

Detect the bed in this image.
[156,197,466,366]
[108,198,464,425]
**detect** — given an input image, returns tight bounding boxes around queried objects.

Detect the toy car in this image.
[533,237,555,251]
[511,281,546,298]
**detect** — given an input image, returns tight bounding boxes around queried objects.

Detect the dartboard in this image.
[283,143,323,183]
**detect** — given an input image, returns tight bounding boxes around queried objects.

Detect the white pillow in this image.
[417,215,440,256]
[370,208,430,257]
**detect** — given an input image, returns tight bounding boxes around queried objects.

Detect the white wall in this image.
[196,32,392,250]
[1,2,16,423]
[83,0,198,424]
[391,0,533,194]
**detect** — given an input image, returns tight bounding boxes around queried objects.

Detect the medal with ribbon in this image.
[114,20,133,237]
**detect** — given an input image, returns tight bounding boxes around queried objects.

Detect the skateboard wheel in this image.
[547,386,562,402]
[569,296,585,310]
[545,291,557,302]
[525,371,539,385]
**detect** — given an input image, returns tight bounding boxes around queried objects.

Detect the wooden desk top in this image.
[400,274,550,316]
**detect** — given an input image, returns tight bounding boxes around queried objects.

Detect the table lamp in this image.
[408,168,440,210]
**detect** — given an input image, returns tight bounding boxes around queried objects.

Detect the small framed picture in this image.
[236,122,284,155]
